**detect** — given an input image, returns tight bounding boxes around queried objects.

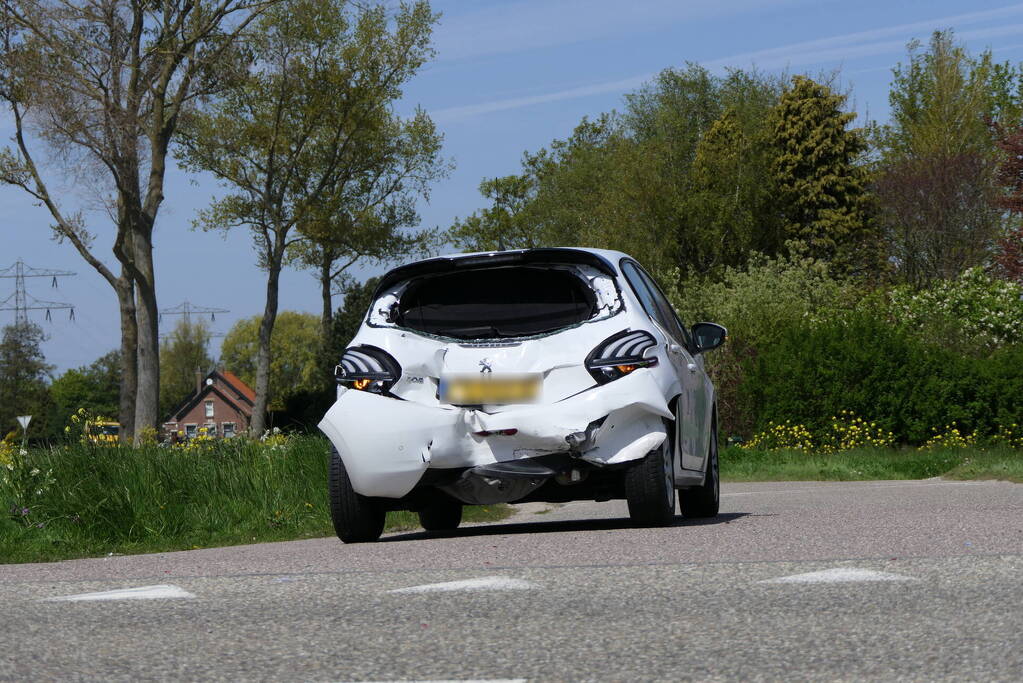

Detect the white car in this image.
[318,248,726,542]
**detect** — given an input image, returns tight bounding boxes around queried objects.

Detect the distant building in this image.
[162,370,256,440]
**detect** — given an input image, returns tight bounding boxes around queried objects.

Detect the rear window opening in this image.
[396,266,598,339]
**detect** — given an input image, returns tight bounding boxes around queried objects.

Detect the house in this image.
[162,370,256,440]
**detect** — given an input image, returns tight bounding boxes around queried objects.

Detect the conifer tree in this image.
[770,76,878,275]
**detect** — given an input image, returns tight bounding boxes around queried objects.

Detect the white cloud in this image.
[431,2,1023,122]
[431,0,824,63]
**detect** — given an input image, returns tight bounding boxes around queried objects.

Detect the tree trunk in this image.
[250,240,285,436]
[132,230,160,442]
[319,252,333,341]
[115,273,138,442]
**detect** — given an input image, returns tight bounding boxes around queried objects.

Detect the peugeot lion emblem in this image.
[479,358,493,374]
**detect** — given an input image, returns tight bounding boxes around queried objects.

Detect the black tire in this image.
[624,439,676,526]
[328,446,385,543]
[418,499,463,532]
[680,418,720,518]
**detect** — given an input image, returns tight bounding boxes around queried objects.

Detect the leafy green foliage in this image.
[447,68,787,279]
[744,312,1023,445]
[667,254,851,436]
[873,31,1022,285]
[220,312,321,412]
[770,76,879,274]
[48,351,120,435]
[884,267,1023,351]
[177,0,440,434]
[0,323,52,440]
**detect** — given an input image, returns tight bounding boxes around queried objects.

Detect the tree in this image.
[991,123,1023,284]
[326,276,379,358]
[769,76,878,274]
[177,0,438,434]
[873,31,1022,285]
[220,311,320,412]
[448,67,787,282]
[0,322,52,439]
[448,174,540,252]
[293,110,448,339]
[0,0,279,441]
[159,319,214,420]
[49,350,121,432]
[683,108,781,274]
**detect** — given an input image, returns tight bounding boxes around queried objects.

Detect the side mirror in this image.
[691,322,727,353]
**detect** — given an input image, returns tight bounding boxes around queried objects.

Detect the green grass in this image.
[722,445,1023,483]
[0,436,509,564]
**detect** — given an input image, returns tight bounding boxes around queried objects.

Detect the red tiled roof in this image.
[220,371,256,402]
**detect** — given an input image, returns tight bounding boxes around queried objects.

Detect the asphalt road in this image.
[2,478,1021,682]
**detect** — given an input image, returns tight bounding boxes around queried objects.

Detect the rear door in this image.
[620,261,704,470]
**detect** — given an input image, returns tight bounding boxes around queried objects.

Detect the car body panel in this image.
[318,367,671,498]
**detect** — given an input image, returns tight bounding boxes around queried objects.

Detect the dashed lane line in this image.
[387,577,539,594]
[758,568,916,584]
[45,584,196,602]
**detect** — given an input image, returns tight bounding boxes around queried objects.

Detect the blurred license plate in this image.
[440,374,541,405]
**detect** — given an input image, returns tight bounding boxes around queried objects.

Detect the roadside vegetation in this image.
[0,434,508,565]
[723,414,1022,482]
[723,447,1022,483]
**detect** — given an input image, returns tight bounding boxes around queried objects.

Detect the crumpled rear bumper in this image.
[318,369,672,499]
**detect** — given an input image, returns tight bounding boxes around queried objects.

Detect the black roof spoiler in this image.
[373,248,618,298]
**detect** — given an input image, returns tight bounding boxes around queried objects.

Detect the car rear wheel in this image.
[680,418,720,518]
[624,439,676,526]
[328,446,386,543]
[418,499,463,532]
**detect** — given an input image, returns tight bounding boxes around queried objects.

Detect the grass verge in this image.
[722,445,1023,483]
[0,436,509,564]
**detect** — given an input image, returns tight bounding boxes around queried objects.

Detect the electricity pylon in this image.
[160,300,230,338]
[0,259,76,326]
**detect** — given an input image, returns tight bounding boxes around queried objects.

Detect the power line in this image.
[0,259,76,326]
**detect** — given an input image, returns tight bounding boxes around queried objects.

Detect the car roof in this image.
[373,247,628,297]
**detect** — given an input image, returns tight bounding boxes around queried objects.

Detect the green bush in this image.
[666,253,856,435]
[743,312,1023,444]
[884,267,1023,352]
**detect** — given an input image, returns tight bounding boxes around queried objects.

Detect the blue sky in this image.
[4,0,1023,372]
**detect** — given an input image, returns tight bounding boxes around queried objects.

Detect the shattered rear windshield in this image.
[395,266,598,339]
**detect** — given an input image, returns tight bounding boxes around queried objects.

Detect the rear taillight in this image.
[335,345,401,395]
[585,330,658,384]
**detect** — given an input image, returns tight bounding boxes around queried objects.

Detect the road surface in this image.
[2,478,1021,681]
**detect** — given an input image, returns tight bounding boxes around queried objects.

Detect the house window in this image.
[222,422,236,439]
[203,423,217,437]
[205,400,214,418]
[185,424,197,439]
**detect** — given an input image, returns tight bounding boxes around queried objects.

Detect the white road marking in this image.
[759,568,916,584]
[388,576,538,594]
[46,584,196,602]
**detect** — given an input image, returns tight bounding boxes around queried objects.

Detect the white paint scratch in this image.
[46,584,196,602]
[759,568,915,584]
[388,577,538,594]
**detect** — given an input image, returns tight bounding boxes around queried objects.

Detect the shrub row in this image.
[741,312,1023,445]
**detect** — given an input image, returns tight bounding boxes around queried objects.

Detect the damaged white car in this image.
[318,248,726,542]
